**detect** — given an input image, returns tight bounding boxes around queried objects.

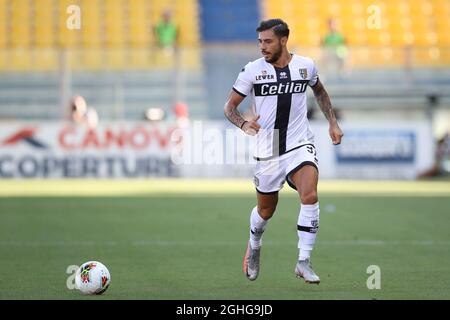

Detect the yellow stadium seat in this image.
[413,30,438,46]
[377,47,405,67]
[11,25,31,47]
[80,0,101,47]
[0,0,202,70]
[128,49,152,69]
[80,49,103,70]
[104,0,126,47]
[153,50,175,69]
[317,0,341,18]
[367,30,385,46]
[385,3,409,24]
[66,49,82,69]
[431,0,450,11]
[292,3,315,19]
[436,31,450,46]
[180,47,201,69]
[10,48,32,70]
[10,0,30,47]
[104,49,127,69]
[360,49,389,67]
[34,0,55,47]
[348,33,368,46]
[439,47,450,65]
[261,0,450,67]
[264,1,279,19]
[32,48,58,71]
[176,8,199,45]
[0,0,7,48]
[340,18,356,37]
[10,0,28,18]
[128,0,151,46]
[0,49,6,70]
[388,21,410,46]
[413,46,443,66]
[0,30,5,49]
[35,27,54,47]
[350,47,371,66]
[349,0,364,16]
[177,20,199,46]
[150,0,173,22]
[435,26,450,43]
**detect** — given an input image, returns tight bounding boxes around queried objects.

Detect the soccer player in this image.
[224,19,343,284]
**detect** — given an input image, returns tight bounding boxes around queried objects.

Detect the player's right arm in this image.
[224,90,260,136]
[224,64,260,136]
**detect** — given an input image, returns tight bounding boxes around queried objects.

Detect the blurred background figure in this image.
[173,102,189,128]
[69,95,99,129]
[154,9,178,55]
[145,106,166,123]
[418,133,450,179]
[322,17,349,77]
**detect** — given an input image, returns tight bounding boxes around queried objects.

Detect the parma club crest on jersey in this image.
[299,68,308,79]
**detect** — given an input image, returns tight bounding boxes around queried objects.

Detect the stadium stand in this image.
[0,0,449,121]
[0,1,449,69]
[262,0,450,66]
[0,0,201,70]
[0,0,207,120]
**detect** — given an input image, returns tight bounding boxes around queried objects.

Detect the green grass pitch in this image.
[0,179,449,299]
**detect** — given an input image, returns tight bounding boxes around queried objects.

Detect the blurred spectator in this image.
[69,95,99,129]
[322,18,349,77]
[174,102,189,128]
[154,10,178,55]
[145,107,166,122]
[417,133,450,179]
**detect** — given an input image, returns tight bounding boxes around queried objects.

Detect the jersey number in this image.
[306,145,316,156]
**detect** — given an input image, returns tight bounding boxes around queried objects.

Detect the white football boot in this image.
[243,241,260,281]
[295,259,320,284]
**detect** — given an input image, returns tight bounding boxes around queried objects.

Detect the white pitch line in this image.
[0,240,449,247]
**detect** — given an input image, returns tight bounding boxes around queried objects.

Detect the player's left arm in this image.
[311,79,343,145]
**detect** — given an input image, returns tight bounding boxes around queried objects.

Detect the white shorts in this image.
[253,144,319,194]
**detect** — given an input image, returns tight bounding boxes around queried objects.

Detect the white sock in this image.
[297,202,320,261]
[249,206,268,249]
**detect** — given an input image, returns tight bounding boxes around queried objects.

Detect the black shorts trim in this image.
[255,188,279,195]
[286,161,319,191]
[254,143,315,161]
[232,87,247,97]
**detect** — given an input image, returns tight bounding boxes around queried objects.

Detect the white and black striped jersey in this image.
[233,54,319,160]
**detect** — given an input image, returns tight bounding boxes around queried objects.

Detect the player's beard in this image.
[264,43,283,64]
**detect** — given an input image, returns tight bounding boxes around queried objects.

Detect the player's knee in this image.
[258,205,276,220]
[301,190,318,205]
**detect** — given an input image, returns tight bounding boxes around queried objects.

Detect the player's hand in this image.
[329,121,343,145]
[242,115,261,136]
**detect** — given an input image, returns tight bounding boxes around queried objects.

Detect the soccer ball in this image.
[75,261,111,295]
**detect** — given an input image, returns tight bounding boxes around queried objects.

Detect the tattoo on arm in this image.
[312,81,336,122]
[224,105,246,129]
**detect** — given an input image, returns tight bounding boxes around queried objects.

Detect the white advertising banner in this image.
[311,121,434,180]
[0,121,434,179]
[0,122,179,178]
